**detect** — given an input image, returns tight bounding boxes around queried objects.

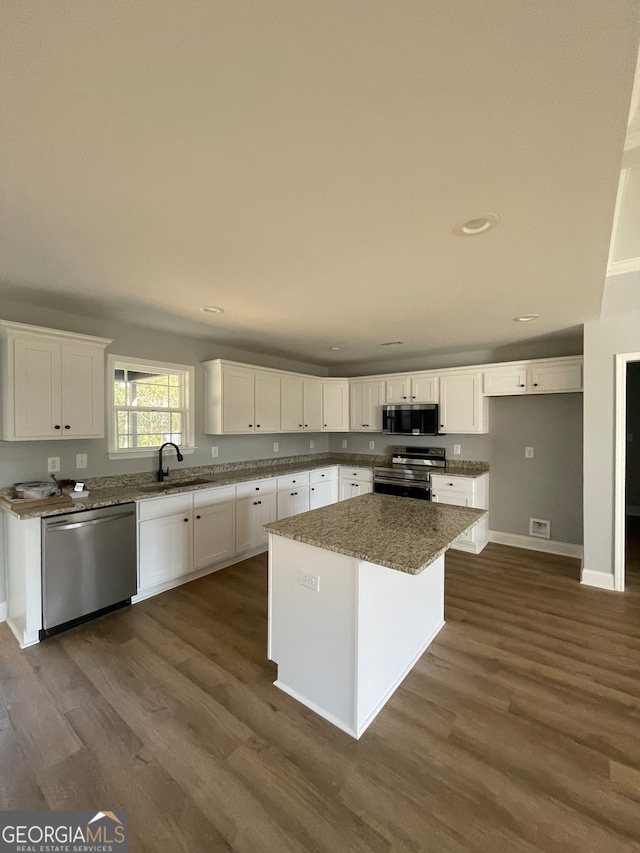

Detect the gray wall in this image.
[329,393,584,545]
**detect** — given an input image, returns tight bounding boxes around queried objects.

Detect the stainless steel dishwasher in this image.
[41,503,137,638]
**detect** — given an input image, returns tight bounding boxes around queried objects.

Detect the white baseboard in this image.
[0,601,7,623]
[627,505,640,517]
[488,530,583,559]
[580,569,615,590]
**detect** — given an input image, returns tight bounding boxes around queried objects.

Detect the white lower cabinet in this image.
[138,486,236,593]
[338,466,374,501]
[236,493,277,553]
[138,495,194,590]
[193,500,235,568]
[310,479,337,509]
[430,473,489,553]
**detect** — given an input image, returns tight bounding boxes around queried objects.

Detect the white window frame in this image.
[107,354,196,460]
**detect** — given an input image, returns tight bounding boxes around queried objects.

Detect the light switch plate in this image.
[341,439,348,449]
[75,453,88,469]
[368,440,375,450]
[453,444,461,455]
[273,442,279,452]
[525,446,534,458]
[212,446,219,458]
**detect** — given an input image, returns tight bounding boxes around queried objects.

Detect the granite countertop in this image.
[264,492,486,575]
[0,453,388,520]
[437,464,489,478]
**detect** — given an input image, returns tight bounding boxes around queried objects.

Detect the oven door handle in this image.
[374,478,430,489]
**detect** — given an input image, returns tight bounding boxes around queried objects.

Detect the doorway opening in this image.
[625,361,640,592]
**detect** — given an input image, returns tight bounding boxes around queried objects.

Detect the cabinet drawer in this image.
[193,485,236,508]
[430,476,474,495]
[235,478,276,499]
[309,466,338,484]
[276,471,310,490]
[137,492,193,521]
[338,466,373,482]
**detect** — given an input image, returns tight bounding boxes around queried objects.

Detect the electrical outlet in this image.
[525,446,534,458]
[368,440,375,450]
[75,453,88,469]
[341,439,348,449]
[453,444,461,455]
[299,571,320,592]
[309,439,314,449]
[212,446,219,458]
[273,442,279,452]
[47,456,60,473]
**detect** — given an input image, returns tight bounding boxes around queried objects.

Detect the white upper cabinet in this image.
[438,372,488,434]
[254,370,281,432]
[0,320,112,441]
[204,361,281,434]
[483,357,582,396]
[386,373,438,403]
[303,379,323,431]
[281,376,304,431]
[322,379,349,431]
[350,380,386,431]
[528,360,582,393]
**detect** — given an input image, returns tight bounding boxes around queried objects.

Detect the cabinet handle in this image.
[256,424,261,428]
[54,425,61,430]
[299,423,303,427]
[292,480,296,483]
[448,483,454,486]
[255,487,260,491]
[324,424,327,427]
[257,500,262,505]
[412,396,416,399]
[321,474,325,477]
[196,514,201,519]
[305,424,308,427]
[520,384,525,387]
[248,424,253,427]
[183,518,189,522]
[533,383,538,387]
[402,396,407,400]
[64,425,71,430]
[311,487,315,491]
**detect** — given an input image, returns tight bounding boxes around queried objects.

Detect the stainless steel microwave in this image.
[382,404,440,436]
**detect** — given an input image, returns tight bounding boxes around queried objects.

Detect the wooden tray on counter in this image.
[0,494,74,515]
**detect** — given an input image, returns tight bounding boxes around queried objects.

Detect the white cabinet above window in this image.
[0,320,112,441]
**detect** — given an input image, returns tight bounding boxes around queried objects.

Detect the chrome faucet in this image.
[158,442,184,482]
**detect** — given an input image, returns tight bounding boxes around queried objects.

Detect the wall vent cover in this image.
[529,518,551,539]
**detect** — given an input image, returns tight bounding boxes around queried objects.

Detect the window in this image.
[108,355,195,458]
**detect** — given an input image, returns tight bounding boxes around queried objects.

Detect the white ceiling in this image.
[1,1,639,366]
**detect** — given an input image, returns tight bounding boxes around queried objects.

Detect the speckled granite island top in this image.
[264,493,486,575]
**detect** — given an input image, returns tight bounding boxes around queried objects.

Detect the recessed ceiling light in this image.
[513,314,540,322]
[329,346,343,351]
[380,341,405,347]
[199,306,224,314]
[455,213,501,236]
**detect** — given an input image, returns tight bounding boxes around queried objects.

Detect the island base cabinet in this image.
[268,534,445,739]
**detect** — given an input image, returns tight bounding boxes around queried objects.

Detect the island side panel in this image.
[355,555,445,737]
[5,513,42,647]
[268,534,357,735]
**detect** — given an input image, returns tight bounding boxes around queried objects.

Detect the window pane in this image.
[169,386,180,407]
[132,381,170,408]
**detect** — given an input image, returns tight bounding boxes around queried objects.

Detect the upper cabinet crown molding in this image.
[0,319,112,348]
[0,319,112,441]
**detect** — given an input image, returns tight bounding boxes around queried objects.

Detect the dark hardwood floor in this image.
[2,544,640,852]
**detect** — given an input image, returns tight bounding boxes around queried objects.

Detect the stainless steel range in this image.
[373,446,446,500]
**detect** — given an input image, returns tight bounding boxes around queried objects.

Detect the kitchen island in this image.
[264,493,486,738]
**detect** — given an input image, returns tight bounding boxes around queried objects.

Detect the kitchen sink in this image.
[137,477,216,492]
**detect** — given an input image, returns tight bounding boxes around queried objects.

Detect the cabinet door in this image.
[439,373,487,433]
[138,512,192,589]
[278,486,310,519]
[386,376,412,404]
[235,496,255,553]
[309,479,336,509]
[349,383,366,430]
[431,491,471,508]
[529,362,582,393]
[483,366,528,396]
[13,336,62,438]
[303,379,322,430]
[411,375,438,403]
[60,343,105,437]
[322,381,349,431]
[365,381,386,431]
[254,371,281,432]
[222,365,255,433]
[252,492,277,550]
[355,481,373,496]
[281,376,304,431]
[193,500,235,569]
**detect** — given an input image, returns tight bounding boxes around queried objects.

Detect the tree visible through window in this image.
[110,358,194,452]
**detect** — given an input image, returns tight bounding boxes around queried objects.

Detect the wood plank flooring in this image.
[2,544,640,852]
